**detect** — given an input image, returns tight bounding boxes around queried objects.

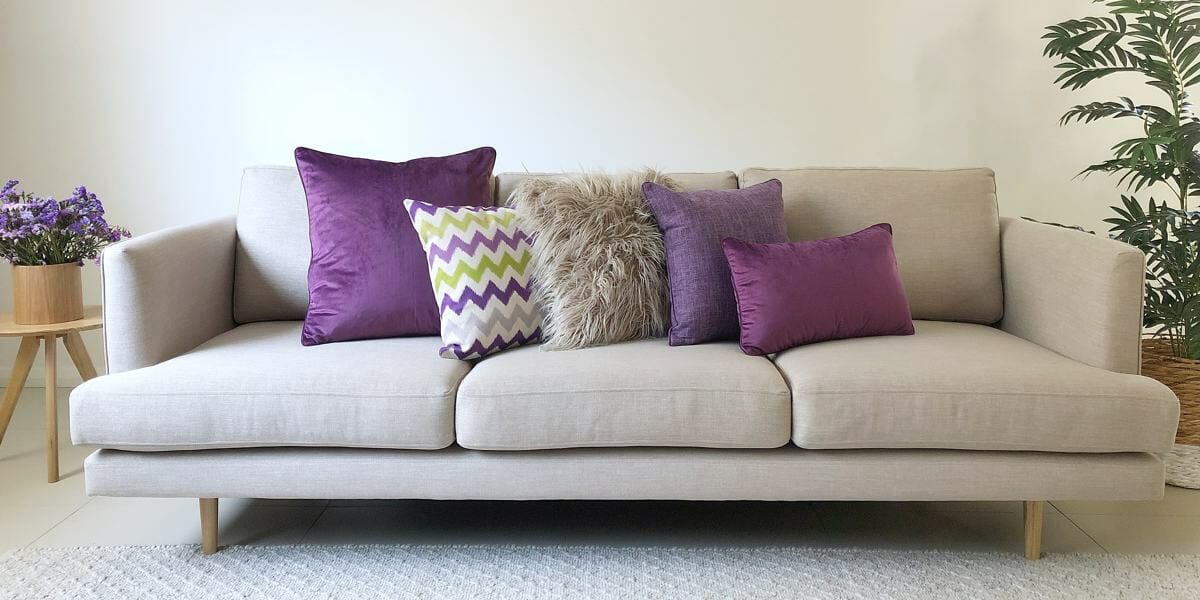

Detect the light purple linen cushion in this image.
[722,223,915,356]
[296,146,496,346]
[642,179,789,345]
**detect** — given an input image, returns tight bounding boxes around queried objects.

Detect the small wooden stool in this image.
[0,306,103,483]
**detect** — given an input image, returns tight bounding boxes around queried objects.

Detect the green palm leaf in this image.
[1047,1,1200,358]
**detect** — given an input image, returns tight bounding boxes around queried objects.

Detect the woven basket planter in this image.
[1142,339,1200,488]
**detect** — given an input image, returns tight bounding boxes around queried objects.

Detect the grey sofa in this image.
[69,166,1180,559]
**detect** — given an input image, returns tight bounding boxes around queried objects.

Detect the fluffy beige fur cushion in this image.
[508,170,680,350]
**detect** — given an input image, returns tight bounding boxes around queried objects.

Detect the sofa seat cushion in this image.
[774,321,1179,453]
[455,339,791,450]
[70,322,469,451]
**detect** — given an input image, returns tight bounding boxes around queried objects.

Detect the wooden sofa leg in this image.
[200,498,219,555]
[1023,500,1043,560]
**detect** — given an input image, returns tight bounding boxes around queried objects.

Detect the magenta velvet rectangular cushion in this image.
[721,223,915,355]
[296,146,496,345]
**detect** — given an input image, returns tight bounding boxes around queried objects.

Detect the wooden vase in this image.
[11,263,84,325]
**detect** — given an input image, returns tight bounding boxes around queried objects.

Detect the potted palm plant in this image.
[0,180,129,324]
[1044,0,1200,487]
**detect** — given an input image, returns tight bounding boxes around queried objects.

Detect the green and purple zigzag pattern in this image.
[405,199,542,359]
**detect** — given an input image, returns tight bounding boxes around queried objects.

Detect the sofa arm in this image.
[997,216,1144,374]
[102,216,237,373]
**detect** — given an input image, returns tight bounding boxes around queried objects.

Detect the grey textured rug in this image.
[2,545,1198,600]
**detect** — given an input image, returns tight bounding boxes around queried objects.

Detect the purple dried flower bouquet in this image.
[0,180,130,266]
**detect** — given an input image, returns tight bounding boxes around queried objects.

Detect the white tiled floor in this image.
[3,387,1199,555]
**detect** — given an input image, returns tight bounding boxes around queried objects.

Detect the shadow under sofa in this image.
[68,167,1180,560]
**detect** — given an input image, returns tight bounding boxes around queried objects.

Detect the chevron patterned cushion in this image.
[405,200,543,359]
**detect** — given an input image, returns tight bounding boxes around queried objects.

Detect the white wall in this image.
[0,0,1160,383]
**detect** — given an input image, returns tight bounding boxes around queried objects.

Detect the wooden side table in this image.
[0,306,103,483]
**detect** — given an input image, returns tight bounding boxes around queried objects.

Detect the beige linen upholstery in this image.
[85,164,1172,514]
[102,216,237,374]
[456,339,791,450]
[71,322,468,451]
[774,321,1178,453]
[998,217,1145,374]
[493,171,738,205]
[740,167,1001,324]
[234,166,311,323]
[83,446,1165,502]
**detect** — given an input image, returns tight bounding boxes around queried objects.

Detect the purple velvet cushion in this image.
[296,146,496,346]
[642,179,789,345]
[722,223,914,356]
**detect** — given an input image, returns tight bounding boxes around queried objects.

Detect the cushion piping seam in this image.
[79,439,454,450]
[459,388,790,398]
[788,389,1171,400]
[457,440,791,451]
[795,439,1170,453]
[76,391,459,399]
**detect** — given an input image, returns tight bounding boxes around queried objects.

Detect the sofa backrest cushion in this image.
[739,168,1001,324]
[235,168,738,323]
[494,171,738,205]
[235,166,310,323]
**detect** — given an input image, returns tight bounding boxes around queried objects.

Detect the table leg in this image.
[63,331,98,381]
[44,335,58,483]
[0,336,40,446]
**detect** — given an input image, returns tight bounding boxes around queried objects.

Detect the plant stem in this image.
[1152,8,1191,209]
